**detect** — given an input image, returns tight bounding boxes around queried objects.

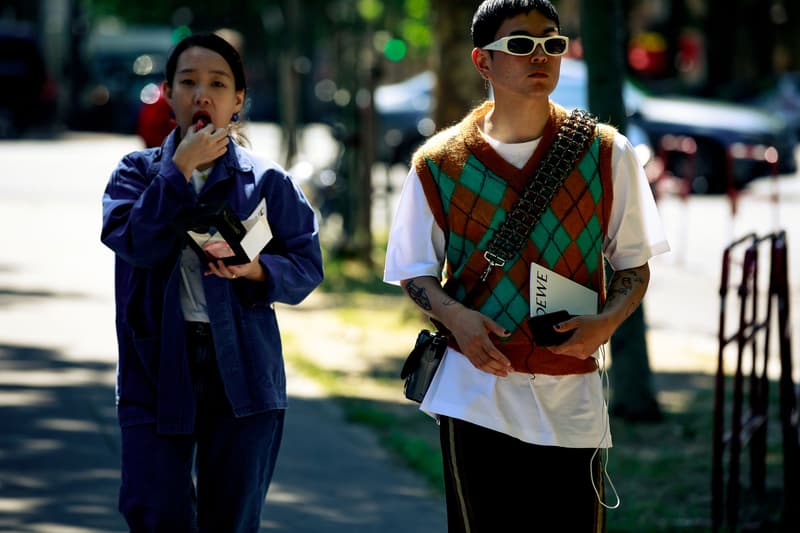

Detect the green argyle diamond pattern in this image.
[460,154,507,205]
[426,159,457,216]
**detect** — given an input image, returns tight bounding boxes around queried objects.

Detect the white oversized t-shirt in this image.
[384,129,670,449]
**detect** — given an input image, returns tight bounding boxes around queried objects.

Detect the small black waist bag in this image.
[400,329,448,403]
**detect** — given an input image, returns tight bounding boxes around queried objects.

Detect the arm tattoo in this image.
[441,295,457,307]
[405,279,432,311]
[606,268,646,317]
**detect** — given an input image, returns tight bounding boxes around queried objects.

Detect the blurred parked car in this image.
[0,24,58,138]
[69,25,173,134]
[747,71,800,139]
[554,58,797,193]
[374,70,437,165]
[374,59,798,194]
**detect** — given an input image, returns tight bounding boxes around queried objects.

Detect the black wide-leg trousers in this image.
[439,415,606,533]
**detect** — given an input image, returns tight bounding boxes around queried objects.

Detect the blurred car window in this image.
[374,70,436,165]
[0,24,57,138]
[748,72,800,139]
[69,25,173,134]
[553,58,797,194]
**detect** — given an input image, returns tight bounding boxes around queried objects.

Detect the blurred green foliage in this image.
[85,0,433,59]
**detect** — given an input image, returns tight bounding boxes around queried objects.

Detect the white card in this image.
[530,263,598,317]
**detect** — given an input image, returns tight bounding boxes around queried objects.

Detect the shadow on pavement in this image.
[0,341,447,533]
[265,390,446,532]
[0,343,125,533]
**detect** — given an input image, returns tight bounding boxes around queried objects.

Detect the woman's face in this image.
[165,46,244,137]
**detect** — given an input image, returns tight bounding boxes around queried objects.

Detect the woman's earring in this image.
[231,112,240,123]
[169,110,175,119]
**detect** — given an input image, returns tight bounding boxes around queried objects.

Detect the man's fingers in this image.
[470,344,511,376]
[476,354,510,376]
[486,346,511,367]
[554,318,577,332]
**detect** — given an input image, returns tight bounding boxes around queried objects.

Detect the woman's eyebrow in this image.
[177,68,233,79]
[209,69,233,79]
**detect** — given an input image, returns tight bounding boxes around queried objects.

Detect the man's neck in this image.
[481,96,550,144]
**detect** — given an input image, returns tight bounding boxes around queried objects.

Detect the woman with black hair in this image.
[101,32,323,532]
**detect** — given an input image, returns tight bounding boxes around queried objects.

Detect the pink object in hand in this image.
[203,241,235,258]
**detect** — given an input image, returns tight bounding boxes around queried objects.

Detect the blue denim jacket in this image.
[101,130,323,434]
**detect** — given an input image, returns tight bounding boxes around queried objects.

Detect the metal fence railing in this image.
[712,230,798,531]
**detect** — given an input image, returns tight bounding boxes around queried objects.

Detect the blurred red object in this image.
[137,84,175,148]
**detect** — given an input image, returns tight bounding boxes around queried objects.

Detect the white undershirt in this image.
[180,169,211,322]
[384,130,670,448]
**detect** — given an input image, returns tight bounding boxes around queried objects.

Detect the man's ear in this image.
[471,47,491,81]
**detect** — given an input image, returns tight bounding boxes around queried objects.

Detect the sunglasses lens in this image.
[507,37,535,55]
[544,37,567,55]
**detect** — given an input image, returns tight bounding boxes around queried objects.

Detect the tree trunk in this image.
[704,0,737,97]
[580,0,662,422]
[328,5,374,261]
[430,0,485,129]
[278,0,299,167]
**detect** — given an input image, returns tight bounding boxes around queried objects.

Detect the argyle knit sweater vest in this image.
[412,101,616,375]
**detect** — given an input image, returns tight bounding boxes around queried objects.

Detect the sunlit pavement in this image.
[644,166,800,380]
[0,127,798,531]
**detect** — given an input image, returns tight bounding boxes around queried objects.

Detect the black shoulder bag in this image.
[401,109,598,402]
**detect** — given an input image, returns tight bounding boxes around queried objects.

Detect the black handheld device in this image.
[527,310,575,346]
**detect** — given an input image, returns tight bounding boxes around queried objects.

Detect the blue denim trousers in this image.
[119,322,285,533]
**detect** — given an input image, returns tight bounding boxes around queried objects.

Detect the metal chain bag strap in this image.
[479,108,598,281]
[400,108,598,403]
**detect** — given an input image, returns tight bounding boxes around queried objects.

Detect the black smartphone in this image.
[527,310,575,346]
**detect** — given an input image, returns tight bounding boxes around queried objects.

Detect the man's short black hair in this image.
[471,0,561,48]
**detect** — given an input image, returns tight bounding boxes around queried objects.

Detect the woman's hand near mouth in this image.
[172,122,230,181]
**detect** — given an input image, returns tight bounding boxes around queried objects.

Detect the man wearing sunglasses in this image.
[384,1,669,531]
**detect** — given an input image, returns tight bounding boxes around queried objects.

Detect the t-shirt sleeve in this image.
[603,131,671,270]
[383,168,446,284]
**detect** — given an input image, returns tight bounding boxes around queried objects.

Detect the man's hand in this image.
[401,276,512,377]
[448,306,512,376]
[542,313,612,359]
[548,263,650,359]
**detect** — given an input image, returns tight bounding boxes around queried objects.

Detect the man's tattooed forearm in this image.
[606,269,645,300]
[606,269,646,317]
[441,296,457,307]
[405,279,432,311]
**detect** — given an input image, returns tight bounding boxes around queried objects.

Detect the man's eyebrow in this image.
[508,26,559,36]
